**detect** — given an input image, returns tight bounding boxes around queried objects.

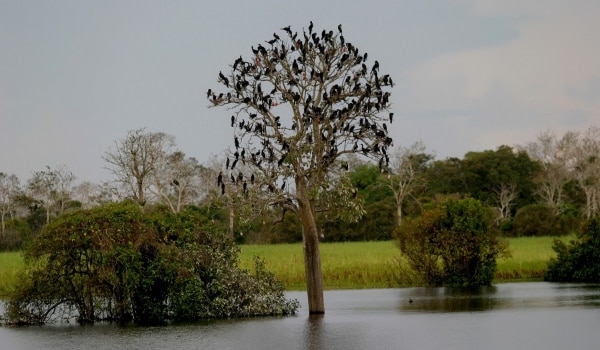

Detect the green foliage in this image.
[5,202,298,326]
[424,146,540,214]
[396,197,508,287]
[509,204,581,237]
[545,218,600,282]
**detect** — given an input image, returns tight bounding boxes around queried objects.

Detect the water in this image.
[1,282,599,350]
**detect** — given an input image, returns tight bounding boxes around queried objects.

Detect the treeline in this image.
[1,127,599,249]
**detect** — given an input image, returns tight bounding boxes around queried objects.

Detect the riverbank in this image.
[0,236,566,296]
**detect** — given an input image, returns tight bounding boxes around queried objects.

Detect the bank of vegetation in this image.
[0,234,570,297]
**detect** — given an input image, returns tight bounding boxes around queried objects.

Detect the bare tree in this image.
[0,173,22,234]
[208,22,394,313]
[149,152,204,213]
[524,131,570,214]
[494,182,518,223]
[103,128,175,206]
[387,141,431,227]
[27,165,75,224]
[565,127,600,219]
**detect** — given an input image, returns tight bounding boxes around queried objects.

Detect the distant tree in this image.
[27,165,76,224]
[387,141,433,226]
[103,128,176,206]
[425,146,539,220]
[0,173,21,234]
[523,130,571,214]
[562,127,600,219]
[208,22,394,313]
[149,152,204,213]
[396,196,508,287]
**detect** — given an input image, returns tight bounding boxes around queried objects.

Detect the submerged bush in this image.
[396,197,508,287]
[5,202,298,326]
[545,218,600,282]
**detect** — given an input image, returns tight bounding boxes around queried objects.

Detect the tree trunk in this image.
[228,207,235,240]
[298,198,325,314]
[396,198,403,227]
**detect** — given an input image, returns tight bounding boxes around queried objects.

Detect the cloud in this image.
[393,0,600,157]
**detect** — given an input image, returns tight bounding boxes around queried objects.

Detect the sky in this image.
[1,0,599,184]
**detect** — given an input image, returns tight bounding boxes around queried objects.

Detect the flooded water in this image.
[1,282,599,350]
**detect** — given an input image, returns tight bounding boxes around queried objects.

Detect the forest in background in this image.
[1,126,598,250]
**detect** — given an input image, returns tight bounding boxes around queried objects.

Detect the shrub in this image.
[5,202,298,326]
[509,204,580,237]
[396,197,508,287]
[545,218,600,282]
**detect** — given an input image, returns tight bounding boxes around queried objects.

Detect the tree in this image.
[27,165,76,224]
[104,129,177,206]
[149,152,204,213]
[424,146,539,220]
[0,173,21,234]
[387,141,432,226]
[523,131,571,214]
[545,218,600,282]
[208,23,394,313]
[563,127,600,219]
[6,202,298,325]
[396,196,508,287]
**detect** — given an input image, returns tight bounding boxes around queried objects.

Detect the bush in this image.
[545,218,600,282]
[5,202,298,326]
[396,197,508,287]
[509,204,580,237]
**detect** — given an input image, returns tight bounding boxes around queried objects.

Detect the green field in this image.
[0,236,569,297]
[239,236,569,290]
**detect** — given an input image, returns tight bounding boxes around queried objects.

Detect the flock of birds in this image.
[209,22,395,197]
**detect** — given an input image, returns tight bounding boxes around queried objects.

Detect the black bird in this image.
[231,115,235,127]
[234,136,240,149]
[206,89,212,98]
[389,112,394,123]
[217,171,223,186]
[409,297,413,304]
[221,183,225,195]
[282,25,292,35]
[371,60,379,73]
[219,71,229,87]
[273,32,280,40]
[225,157,230,169]
[309,21,313,34]
[338,24,342,33]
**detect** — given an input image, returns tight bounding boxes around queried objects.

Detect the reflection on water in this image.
[2,282,600,350]
[398,282,600,313]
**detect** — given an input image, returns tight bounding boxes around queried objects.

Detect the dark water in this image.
[1,282,599,350]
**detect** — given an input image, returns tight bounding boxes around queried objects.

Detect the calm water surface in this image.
[1,282,599,350]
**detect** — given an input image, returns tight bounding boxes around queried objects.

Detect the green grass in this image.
[496,236,567,281]
[240,236,573,290]
[0,236,572,297]
[0,251,24,297]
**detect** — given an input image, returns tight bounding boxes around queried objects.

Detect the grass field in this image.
[0,236,570,297]
[239,236,571,290]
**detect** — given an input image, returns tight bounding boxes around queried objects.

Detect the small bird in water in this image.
[408,297,413,303]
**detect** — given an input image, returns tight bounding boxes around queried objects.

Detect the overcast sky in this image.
[1,0,599,184]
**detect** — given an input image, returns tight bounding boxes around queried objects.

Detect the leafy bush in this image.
[545,218,600,282]
[509,204,580,237]
[396,197,508,287]
[5,202,298,326]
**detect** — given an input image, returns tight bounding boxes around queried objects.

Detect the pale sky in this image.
[1,0,599,184]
